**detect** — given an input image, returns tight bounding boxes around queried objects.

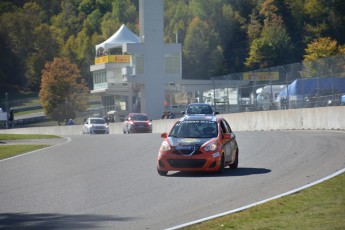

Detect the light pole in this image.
[5,92,8,128]
[5,92,8,113]
[211,77,216,110]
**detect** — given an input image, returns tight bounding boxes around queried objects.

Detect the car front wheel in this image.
[230,149,239,169]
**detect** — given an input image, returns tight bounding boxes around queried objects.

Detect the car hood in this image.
[168,137,214,147]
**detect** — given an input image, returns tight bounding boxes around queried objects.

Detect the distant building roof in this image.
[96,24,139,51]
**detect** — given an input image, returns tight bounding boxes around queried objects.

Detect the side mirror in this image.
[181,111,186,115]
[223,133,231,139]
[161,132,167,138]
[223,133,235,140]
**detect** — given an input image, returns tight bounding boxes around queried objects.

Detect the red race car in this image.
[157,115,239,176]
[123,113,152,134]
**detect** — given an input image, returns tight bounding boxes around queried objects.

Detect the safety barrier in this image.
[0,106,343,135]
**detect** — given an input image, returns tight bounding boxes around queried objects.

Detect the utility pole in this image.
[5,92,8,128]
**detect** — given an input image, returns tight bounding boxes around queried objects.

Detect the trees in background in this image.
[0,0,345,92]
[39,57,89,124]
[301,37,345,78]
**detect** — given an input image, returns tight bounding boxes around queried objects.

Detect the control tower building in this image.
[90,0,182,120]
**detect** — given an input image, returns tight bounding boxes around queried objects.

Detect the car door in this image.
[219,119,232,163]
[222,119,238,164]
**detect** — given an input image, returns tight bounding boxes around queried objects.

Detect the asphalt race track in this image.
[1,130,345,229]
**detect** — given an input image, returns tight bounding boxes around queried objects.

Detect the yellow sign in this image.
[243,72,279,81]
[95,55,131,64]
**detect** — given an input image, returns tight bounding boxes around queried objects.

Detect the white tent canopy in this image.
[96,24,139,52]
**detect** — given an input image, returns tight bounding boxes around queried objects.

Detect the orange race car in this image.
[157,115,239,176]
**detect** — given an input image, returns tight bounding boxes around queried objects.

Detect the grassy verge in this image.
[15,109,43,116]
[0,145,49,160]
[183,172,345,230]
[0,134,61,160]
[0,134,60,140]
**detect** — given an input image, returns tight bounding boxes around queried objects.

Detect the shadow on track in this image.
[0,213,137,229]
[167,167,271,177]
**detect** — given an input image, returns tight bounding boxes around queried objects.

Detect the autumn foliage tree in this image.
[1,0,345,92]
[301,37,345,78]
[39,57,89,124]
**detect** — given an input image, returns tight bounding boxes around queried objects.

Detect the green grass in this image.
[5,92,39,101]
[0,145,49,160]
[15,109,43,116]
[22,120,61,127]
[183,172,345,230]
[0,134,60,160]
[0,134,60,140]
[16,98,41,107]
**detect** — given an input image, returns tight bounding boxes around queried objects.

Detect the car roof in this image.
[187,103,212,107]
[188,102,210,105]
[178,115,218,122]
[128,113,148,116]
[184,103,215,116]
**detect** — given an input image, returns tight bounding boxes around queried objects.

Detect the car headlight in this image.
[160,141,171,151]
[204,142,218,152]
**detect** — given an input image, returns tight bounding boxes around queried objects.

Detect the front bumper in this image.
[157,151,221,172]
[129,125,152,133]
[90,128,109,134]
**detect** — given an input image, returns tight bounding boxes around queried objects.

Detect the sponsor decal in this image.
[212,152,220,158]
[178,138,201,144]
[176,145,197,151]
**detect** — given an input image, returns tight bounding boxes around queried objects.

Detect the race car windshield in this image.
[169,121,218,138]
[90,119,106,124]
[131,114,149,121]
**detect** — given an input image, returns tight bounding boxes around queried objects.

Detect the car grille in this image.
[131,123,151,132]
[135,126,150,131]
[167,159,206,168]
[94,130,107,134]
[173,146,202,156]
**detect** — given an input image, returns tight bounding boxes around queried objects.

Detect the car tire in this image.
[217,154,225,174]
[157,167,168,176]
[230,149,239,169]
